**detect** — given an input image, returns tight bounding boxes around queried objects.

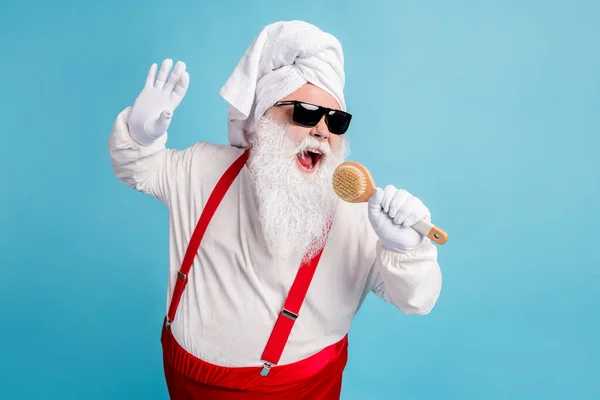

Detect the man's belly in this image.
[166,278,351,368]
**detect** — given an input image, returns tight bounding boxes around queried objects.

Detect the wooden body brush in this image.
[332,162,448,245]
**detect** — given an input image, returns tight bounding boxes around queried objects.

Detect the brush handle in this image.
[412,220,448,245]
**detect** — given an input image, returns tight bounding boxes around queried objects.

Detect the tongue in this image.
[298,152,313,168]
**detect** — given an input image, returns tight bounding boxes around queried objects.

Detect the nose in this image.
[310,116,329,141]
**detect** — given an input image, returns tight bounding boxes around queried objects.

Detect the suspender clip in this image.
[177,271,187,281]
[260,362,272,376]
[281,308,298,321]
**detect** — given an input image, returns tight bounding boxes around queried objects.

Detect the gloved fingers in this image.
[144,110,172,137]
[389,189,410,223]
[145,63,158,88]
[171,71,190,103]
[392,195,414,225]
[155,110,173,133]
[154,59,173,90]
[381,185,398,214]
[367,187,385,214]
[401,197,430,227]
[164,61,186,93]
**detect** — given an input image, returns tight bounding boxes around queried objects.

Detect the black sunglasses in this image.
[273,100,352,135]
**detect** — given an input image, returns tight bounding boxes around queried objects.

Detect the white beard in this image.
[247,114,350,262]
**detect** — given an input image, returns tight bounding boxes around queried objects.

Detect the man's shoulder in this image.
[331,200,378,254]
[335,200,371,230]
[191,141,245,155]
[187,141,247,164]
[182,141,247,180]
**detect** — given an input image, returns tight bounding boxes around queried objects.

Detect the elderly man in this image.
[109,20,442,399]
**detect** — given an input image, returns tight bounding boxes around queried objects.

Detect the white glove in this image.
[368,185,431,252]
[127,59,190,146]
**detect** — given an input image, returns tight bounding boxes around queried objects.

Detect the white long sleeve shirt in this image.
[108,107,442,367]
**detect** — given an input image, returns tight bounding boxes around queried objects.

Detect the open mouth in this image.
[296,149,323,173]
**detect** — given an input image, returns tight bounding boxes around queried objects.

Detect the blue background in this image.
[1,0,598,399]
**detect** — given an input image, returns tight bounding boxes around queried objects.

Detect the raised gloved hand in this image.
[127,59,190,146]
[368,185,431,252]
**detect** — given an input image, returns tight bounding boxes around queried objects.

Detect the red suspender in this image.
[259,221,331,376]
[166,149,250,326]
[165,149,332,377]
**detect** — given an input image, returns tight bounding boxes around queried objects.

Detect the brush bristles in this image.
[332,165,367,202]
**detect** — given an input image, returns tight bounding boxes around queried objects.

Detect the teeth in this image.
[303,148,322,155]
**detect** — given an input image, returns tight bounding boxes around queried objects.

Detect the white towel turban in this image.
[219,20,346,148]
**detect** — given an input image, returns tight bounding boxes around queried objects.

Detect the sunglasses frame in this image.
[273,100,352,135]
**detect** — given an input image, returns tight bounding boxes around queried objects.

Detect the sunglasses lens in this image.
[326,110,352,134]
[293,102,324,127]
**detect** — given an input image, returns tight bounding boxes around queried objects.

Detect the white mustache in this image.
[293,135,333,157]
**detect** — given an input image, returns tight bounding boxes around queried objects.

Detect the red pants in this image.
[161,320,349,399]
